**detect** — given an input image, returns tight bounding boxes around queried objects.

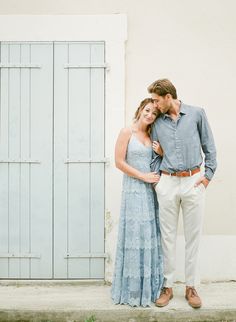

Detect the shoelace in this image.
[187,287,198,298]
[160,287,169,295]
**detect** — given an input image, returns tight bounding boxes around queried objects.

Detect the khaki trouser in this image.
[155,172,206,287]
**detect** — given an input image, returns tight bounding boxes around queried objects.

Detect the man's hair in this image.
[147,78,177,99]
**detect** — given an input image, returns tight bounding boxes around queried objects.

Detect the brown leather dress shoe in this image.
[185,286,202,308]
[155,287,173,307]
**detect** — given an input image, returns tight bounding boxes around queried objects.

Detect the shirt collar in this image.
[163,101,187,119]
[179,102,187,115]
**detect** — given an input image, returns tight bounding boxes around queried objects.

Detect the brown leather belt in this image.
[162,168,200,177]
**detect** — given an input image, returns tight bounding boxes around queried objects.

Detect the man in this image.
[148,79,217,308]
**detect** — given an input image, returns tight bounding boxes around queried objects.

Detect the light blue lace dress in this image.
[111,134,164,307]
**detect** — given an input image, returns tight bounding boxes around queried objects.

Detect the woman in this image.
[111,98,164,307]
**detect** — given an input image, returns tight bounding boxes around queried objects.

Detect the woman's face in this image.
[139,102,158,125]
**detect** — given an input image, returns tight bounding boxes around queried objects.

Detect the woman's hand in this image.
[142,172,160,183]
[152,141,164,156]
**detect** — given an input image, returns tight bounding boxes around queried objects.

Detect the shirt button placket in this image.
[174,120,184,170]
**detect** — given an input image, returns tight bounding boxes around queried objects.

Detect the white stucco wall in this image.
[0,0,235,282]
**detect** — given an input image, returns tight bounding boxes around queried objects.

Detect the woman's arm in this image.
[115,128,159,184]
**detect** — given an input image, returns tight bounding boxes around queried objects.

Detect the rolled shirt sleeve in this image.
[198,108,217,180]
[150,123,162,174]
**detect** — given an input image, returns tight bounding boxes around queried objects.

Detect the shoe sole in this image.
[185,296,202,309]
[155,294,173,307]
[188,303,202,309]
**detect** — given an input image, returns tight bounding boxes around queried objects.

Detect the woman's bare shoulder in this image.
[119,126,133,137]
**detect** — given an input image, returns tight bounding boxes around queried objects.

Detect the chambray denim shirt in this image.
[151,102,217,180]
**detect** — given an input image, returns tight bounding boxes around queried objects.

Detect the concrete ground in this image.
[0,280,236,322]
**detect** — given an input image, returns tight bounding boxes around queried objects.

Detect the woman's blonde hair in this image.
[133,98,159,134]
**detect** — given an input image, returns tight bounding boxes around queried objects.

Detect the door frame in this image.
[0,14,127,282]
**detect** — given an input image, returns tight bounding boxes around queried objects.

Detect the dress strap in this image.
[130,126,134,134]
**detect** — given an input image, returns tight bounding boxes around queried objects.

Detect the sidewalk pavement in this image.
[0,280,236,322]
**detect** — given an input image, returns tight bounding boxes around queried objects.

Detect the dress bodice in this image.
[125,134,152,173]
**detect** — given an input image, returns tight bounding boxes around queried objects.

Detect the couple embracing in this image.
[111,79,217,308]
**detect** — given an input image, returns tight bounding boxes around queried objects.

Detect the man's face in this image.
[151,93,170,114]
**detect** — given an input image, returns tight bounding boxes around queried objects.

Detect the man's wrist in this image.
[202,176,210,188]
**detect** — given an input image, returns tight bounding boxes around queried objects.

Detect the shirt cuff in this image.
[205,169,214,181]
